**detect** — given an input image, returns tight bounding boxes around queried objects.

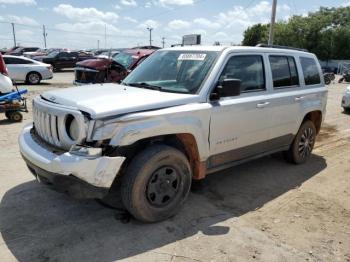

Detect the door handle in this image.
[256,102,270,108]
[295,96,305,102]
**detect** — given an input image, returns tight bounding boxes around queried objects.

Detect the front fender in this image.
[92,103,212,161]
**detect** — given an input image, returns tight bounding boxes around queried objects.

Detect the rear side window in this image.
[4,58,32,64]
[269,56,299,88]
[300,57,321,85]
[220,55,265,93]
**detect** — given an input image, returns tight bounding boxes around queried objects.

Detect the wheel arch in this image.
[302,110,322,134]
[114,133,206,180]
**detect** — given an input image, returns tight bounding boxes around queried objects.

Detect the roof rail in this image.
[256,43,308,52]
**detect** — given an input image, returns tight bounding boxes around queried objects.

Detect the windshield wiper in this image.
[125,82,162,91]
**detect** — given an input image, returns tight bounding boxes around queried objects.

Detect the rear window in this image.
[269,56,299,88]
[300,57,321,85]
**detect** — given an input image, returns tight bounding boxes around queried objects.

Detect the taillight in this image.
[0,55,8,75]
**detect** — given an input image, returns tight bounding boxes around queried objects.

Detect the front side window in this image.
[269,56,299,88]
[123,50,219,94]
[58,52,68,58]
[219,55,265,93]
[300,57,321,85]
[18,59,33,64]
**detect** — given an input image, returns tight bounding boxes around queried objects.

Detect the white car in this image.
[341,86,350,111]
[0,53,13,94]
[3,55,53,85]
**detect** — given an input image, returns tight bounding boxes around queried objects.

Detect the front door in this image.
[208,54,272,169]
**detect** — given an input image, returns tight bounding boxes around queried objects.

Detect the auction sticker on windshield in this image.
[178,53,207,61]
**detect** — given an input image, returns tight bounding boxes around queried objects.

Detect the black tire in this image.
[26,72,41,85]
[284,120,316,164]
[343,107,350,113]
[9,111,23,122]
[5,111,11,119]
[324,76,331,85]
[121,144,192,222]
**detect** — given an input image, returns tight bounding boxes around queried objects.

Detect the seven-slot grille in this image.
[32,97,86,150]
[33,105,62,147]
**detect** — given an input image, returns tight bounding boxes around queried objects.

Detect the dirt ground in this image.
[0,74,349,262]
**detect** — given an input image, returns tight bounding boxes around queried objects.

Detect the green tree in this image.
[241,6,350,59]
[242,24,268,46]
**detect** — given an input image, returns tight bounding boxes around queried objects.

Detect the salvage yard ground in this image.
[0,73,349,262]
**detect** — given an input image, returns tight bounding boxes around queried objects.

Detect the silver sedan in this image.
[3,55,53,84]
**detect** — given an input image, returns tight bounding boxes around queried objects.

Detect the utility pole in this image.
[268,0,277,45]
[147,27,153,46]
[104,24,107,48]
[97,40,100,50]
[42,25,47,48]
[161,37,165,48]
[11,23,16,47]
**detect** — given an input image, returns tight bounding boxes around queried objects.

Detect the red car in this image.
[74,47,159,85]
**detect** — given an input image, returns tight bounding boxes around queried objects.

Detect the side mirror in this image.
[211,79,241,100]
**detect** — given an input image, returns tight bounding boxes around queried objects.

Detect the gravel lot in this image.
[0,73,349,262]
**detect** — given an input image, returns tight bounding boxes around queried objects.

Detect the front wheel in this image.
[284,120,316,164]
[121,145,192,222]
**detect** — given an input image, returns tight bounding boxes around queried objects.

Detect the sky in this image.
[0,0,349,49]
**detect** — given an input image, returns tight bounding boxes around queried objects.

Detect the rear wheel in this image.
[121,145,192,222]
[26,72,41,85]
[284,120,316,164]
[9,111,23,122]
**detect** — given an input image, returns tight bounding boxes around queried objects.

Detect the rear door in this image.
[208,54,273,169]
[265,54,301,147]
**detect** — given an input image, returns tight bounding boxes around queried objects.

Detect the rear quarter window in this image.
[300,57,321,85]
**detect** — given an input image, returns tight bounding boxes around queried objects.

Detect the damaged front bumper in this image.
[19,124,125,199]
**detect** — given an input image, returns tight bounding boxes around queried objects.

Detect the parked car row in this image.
[5,46,40,56]
[33,50,94,71]
[74,47,158,85]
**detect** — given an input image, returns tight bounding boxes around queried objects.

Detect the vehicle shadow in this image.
[0,118,17,125]
[0,154,327,261]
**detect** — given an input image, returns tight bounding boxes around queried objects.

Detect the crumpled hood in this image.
[76,58,112,71]
[41,83,200,119]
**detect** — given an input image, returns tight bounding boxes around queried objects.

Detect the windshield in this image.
[123,50,218,94]
[47,50,59,58]
[113,52,135,68]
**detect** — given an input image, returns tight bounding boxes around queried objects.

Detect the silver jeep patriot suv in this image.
[19,46,327,222]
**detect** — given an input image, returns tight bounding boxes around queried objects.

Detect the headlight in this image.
[65,114,80,141]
